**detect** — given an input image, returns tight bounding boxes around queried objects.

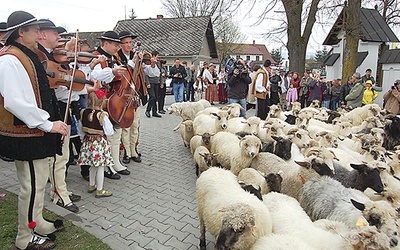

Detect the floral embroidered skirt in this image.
[78,135,114,168]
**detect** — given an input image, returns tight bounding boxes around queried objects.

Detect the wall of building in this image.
[377,63,400,106]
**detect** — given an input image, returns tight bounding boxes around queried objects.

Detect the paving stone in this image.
[145,210,170,223]
[125,231,153,248]
[164,225,190,241]
[163,216,188,231]
[146,219,171,233]
[159,208,185,221]
[144,239,174,250]
[164,236,193,250]
[142,228,173,245]
[108,224,134,238]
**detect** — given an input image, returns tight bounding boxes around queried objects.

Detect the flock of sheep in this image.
[168,99,400,250]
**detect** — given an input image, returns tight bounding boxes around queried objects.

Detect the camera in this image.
[159,59,166,65]
[392,81,399,90]
[223,57,248,77]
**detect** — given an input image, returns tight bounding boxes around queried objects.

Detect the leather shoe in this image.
[152,113,162,118]
[145,111,151,118]
[69,194,81,202]
[122,155,130,164]
[104,171,121,179]
[131,156,142,163]
[158,110,166,114]
[56,201,79,213]
[117,169,130,175]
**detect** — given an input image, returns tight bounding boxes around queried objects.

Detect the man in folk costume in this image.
[91,31,131,179]
[252,59,271,120]
[204,63,218,104]
[38,19,102,213]
[0,11,68,249]
[115,31,146,164]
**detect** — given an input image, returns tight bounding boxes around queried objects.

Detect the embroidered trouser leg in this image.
[109,127,126,172]
[50,126,72,206]
[15,158,56,249]
[121,106,140,158]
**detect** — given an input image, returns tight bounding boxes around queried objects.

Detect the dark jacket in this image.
[169,64,187,84]
[269,74,280,93]
[340,81,354,103]
[227,73,252,99]
[308,80,326,102]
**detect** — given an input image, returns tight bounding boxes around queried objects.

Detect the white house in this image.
[323,7,399,104]
[378,49,400,105]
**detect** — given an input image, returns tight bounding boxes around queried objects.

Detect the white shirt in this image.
[91,63,115,84]
[0,54,53,132]
[203,68,213,83]
[255,66,270,93]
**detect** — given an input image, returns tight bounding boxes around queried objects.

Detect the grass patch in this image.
[0,188,111,250]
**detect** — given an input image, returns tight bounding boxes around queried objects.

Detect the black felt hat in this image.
[3,11,46,41]
[0,22,7,32]
[118,30,138,40]
[98,31,121,43]
[38,19,66,34]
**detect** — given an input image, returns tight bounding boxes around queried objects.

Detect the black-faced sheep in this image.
[299,176,399,247]
[383,115,400,150]
[189,132,213,155]
[332,163,384,193]
[237,168,282,195]
[196,167,272,250]
[194,146,217,176]
[211,132,261,175]
[260,135,292,161]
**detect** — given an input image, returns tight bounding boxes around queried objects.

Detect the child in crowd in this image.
[78,90,113,198]
[362,80,378,105]
[286,83,298,110]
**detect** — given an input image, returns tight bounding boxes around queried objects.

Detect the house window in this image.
[246,55,250,61]
[256,56,260,61]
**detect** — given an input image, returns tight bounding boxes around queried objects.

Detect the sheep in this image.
[178,120,194,147]
[314,131,339,148]
[388,149,400,177]
[307,120,352,139]
[194,146,217,176]
[193,110,230,135]
[251,152,333,200]
[351,116,384,134]
[383,115,400,150]
[189,132,213,155]
[211,132,261,175]
[239,183,263,201]
[250,234,316,250]
[301,147,339,173]
[168,101,209,130]
[309,99,320,108]
[291,101,301,115]
[237,168,283,194]
[226,116,261,136]
[370,127,385,147]
[332,162,384,193]
[286,128,311,151]
[299,176,399,247]
[258,119,286,141]
[343,104,382,126]
[196,103,242,119]
[260,135,292,161]
[259,192,391,250]
[196,167,272,250]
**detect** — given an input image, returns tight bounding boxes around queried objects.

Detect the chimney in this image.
[253,40,255,45]
[157,15,164,19]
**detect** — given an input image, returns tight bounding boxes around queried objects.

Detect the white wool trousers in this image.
[121,106,141,158]
[50,126,72,206]
[15,158,57,249]
[108,127,126,172]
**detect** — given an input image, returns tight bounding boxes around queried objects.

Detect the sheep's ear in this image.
[316,131,328,137]
[199,153,205,157]
[212,153,218,157]
[351,199,366,211]
[295,161,311,169]
[287,128,298,135]
[329,150,339,161]
[211,112,218,117]
[271,135,280,141]
[350,163,367,172]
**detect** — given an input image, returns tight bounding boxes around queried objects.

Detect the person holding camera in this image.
[227,58,251,117]
[383,80,400,114]
[169,57,187,103]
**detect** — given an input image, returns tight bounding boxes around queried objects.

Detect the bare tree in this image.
[341,0,362,84]
[365,0,400,28]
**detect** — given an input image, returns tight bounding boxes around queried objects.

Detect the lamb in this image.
[258,192,391,250]
[259,135,292,160]
[193,110,230,135]
[227,116,261,136]
[258,119,285,141]
[196,167,272,250]
[314,131,339,148]
[179,120,194,147]
[299,176,399,247]
[343,104,382,126]
[237,168,283,194]
[168,100,209,130]
[286,128,311,151]
[193,146,217,176]
[189,132,213,155]
[211,132,261,175]
[251,152,333,200]
[332,162,384,193]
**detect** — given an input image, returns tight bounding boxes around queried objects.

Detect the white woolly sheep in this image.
[370,127,385,147]
[194,146,217,176]
[179,120,194,147]
[350,116,384,134]
[250,234,315,250]
[211,132,261,175]
[314,131,339,148]
[196,167,272,250]
[343,104,382,126]
[227,116,261,136]
[299,176,399,247]
[261,192,391,250]
[193,110,230,135]
[251,152,333,200]
[189,133,213,155]
[168,100,210,130]
[286,128,311,151]
[196,103,242,119]
[237,168,283,194]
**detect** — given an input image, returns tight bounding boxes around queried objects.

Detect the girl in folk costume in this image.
[78,90,114,198]
[286,83,298,110]
[217,67,228,104]
[204,63,218,104]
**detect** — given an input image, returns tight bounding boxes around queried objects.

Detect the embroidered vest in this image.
[81,109,108,135]
[252,68,268,99]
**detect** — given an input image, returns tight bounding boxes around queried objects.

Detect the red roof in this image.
[233,42,276,64]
